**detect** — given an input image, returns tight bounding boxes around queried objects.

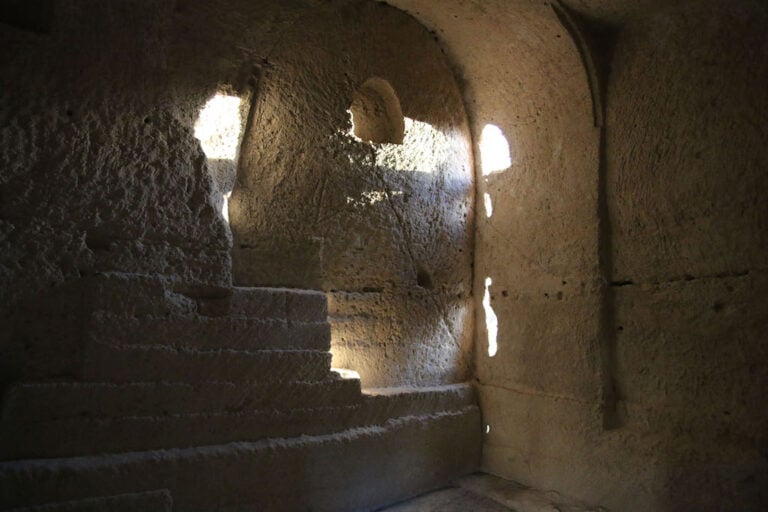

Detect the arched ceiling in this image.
[383,0,688,142]
[382,0,599,156]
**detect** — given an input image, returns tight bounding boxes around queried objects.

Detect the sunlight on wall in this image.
[372,117,454,175]
[332,367,361,380]
[346,80,466,177]
[484,192,494,218]
[221,191,232,223]
[194,93,243,223]
[483,277,498,357]
[480,124,511,175]
[346,189,404,208]
[194,94,242,160]
[331,80,473,386]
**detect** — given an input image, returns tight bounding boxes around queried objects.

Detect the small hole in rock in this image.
[416,268,433,289]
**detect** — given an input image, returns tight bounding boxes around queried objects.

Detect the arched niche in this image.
[349,77,405,144]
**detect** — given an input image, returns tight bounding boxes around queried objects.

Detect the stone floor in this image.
[379,473,607,512]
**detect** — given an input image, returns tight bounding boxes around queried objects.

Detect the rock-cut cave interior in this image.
[1,0,767,511]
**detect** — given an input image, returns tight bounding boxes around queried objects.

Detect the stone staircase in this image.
[0,274,480,511]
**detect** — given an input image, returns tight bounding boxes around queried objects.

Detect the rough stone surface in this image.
[380,473,606,512]
[381,487,511,512]
[456,473,606,512]
[3,0,768,511]
[0,4,232,301]
[0,410,481,512]
[0,379,362,424]
[390,0,768,510]
[5,490,173,512]
[0,274,482,509]
[1,0,474,391]
[88,316,332,352]
[0,273,334,382]
[0,384,476,460]
[80,344,332,383]
[389,0,604,406]
[228,0,475,388]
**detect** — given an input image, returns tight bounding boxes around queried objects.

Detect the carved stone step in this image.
[1,378,361,424]
[87,316,331,352]
[4,490,172,512]
[78,275,327,323]
[80,343,332,383]
[196,287,327,322]
[0,384,475,460]
[0,402,481,511]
